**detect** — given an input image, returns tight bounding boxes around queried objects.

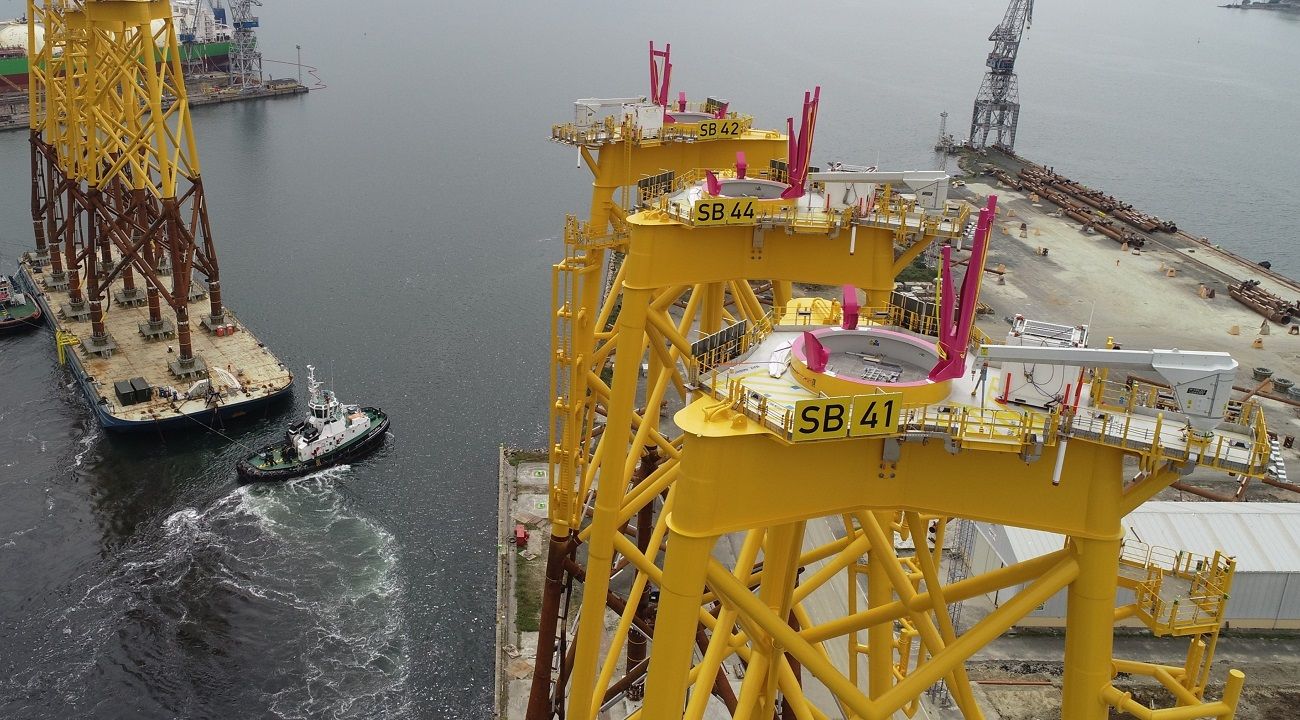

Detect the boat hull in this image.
[0,306,42,334]
[15,264,292,432]
[0,41,231,90]
[236,410,391,483]
[1,274,42,333]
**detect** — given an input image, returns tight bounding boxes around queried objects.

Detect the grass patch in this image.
[895,254,936,284]
[515,552,543,633]
[506,447,549,467]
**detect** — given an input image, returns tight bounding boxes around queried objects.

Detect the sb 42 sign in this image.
[696,119,743,139]
[791,393,903,442]
[692,197,758,227]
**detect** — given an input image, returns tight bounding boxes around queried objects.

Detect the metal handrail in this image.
[1119,540,1233,633]
[1076,376,1269,473]
[686,305,1267,474]
[550,113,757,147]
[563,215,627,251]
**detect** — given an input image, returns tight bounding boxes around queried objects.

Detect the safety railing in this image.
[1083,373,1271,475]
[636,167,783,208]
[657,115,757,143]
[1119,541,1234,636]
[909,403,1057,450]
[692,361,1060,450]
[855,185,971,239]
[563,214,628,252]
[687,301,950,387]
[653,192,856,232]
[551,113,757,147]
[621,169,969,244]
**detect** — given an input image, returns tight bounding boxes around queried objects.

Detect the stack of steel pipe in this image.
[1018,164,1176,234]
[1014,168,1146,248]
[1228,279,1300,324]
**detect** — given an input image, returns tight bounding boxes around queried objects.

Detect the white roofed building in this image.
[971,502,1300,630]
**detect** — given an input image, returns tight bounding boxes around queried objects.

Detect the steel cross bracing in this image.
[27,0,225,364]
[927,516,976,707]
[536,93,790,720]
[970,0,1034,151]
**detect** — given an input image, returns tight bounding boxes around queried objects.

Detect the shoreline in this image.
[962,146,1300,298]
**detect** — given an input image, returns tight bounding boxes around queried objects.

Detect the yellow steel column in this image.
[566,285,652,718]
[641,529,719,719]
[867,512,895,700]
[864,233,896,310]
[1061,536,1122,719]
[1062,446,1124,720]
[772,281,793,312]
[700,282,725,335]
[751,521,806,717]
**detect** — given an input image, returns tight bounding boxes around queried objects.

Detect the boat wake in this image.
[4,477,411,718]
[71,428,99,467]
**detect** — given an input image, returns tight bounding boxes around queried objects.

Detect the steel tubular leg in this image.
[526,534,572,719]
[867,512,895,700]
[642,530,720,720]
[1061,536,1122,720]
[565,286,652,719]
[701,283,724,336]
[751,522,806,718]
[773,280,792,312]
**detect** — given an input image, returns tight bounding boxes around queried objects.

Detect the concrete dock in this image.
[0,80,309,133]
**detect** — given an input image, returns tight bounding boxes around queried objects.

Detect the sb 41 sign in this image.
[791,393,903,442]
[692,197,758,227]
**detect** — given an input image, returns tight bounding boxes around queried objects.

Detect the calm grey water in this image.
[0,1,1296,717]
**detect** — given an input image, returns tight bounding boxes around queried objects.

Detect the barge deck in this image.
[18,255,292,431]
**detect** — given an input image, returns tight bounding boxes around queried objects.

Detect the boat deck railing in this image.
[562,215,628,252]
[1084,372,1271,474]
[694,368,1063,452]
[698,371,1268,475]
[687,303,951,386]
[687,303,987,384]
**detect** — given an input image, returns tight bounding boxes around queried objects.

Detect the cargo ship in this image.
[0,0,232,92]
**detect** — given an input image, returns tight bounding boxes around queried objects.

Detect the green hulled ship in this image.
[1,6,232,92]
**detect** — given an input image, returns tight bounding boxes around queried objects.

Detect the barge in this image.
[17,256,292,431]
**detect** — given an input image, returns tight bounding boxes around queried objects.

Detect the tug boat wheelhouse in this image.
[0,274,42,334]
[236,365,389,482]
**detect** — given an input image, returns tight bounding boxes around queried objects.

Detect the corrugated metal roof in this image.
[998,502,1300,574]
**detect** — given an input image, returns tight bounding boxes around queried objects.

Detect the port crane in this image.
[227,0,262,88]
[970,0,1034,151]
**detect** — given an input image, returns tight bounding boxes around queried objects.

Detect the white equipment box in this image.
[1001,315,1089,408]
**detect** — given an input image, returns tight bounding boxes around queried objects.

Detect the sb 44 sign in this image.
[791,393,903,442]
[692,197,758,227]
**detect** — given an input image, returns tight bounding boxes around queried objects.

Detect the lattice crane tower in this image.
[228,0,262,88]
[536,45,1261,720]
[970,0,1034,151]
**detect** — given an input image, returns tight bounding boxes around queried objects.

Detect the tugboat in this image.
[0,274,42,334]
[236,365,389,482]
